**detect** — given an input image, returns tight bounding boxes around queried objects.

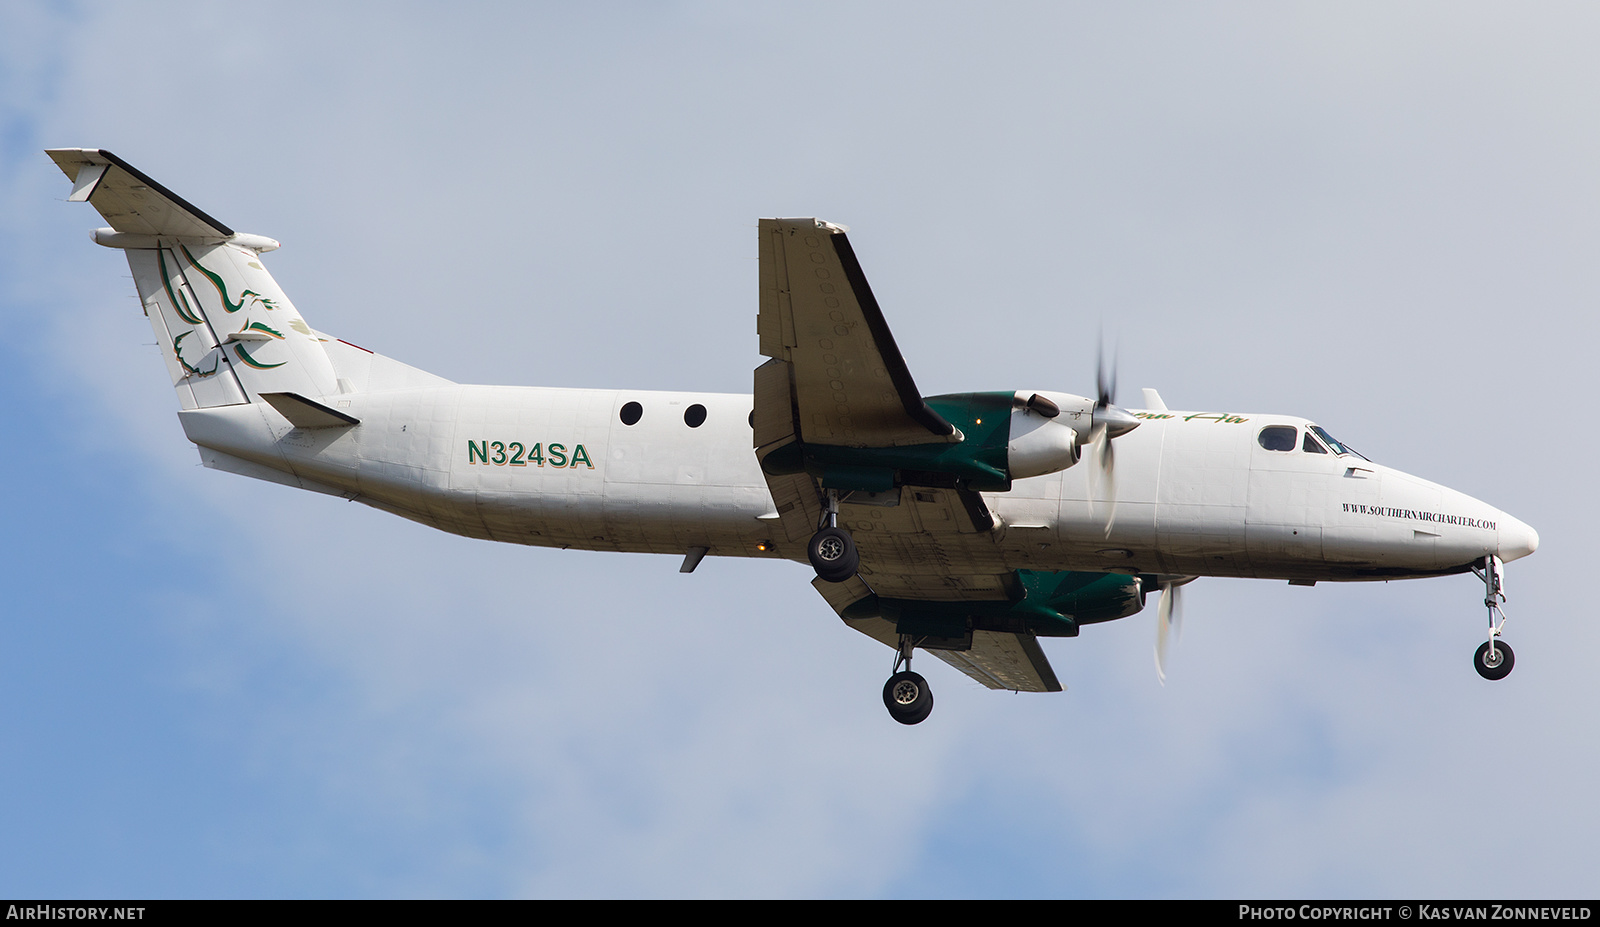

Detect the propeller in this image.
[1153,580,1185,685]
[1086,343,1140,536]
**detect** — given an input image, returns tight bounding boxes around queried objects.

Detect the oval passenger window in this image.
[1257,425,1297,451]
[684,404,707,428]
[619,401,643,425]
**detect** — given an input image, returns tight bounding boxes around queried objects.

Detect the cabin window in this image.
[619,401,643,425]
[684,404,707,428]
[1303,431,1329,453]
[1258,425,1297,452]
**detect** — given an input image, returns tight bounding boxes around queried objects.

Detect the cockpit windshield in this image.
[1309,425,1369,461]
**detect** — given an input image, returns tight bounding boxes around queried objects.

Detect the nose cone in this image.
[1498,515,1540,562]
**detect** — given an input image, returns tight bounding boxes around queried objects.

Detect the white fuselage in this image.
[177,382,1537,582]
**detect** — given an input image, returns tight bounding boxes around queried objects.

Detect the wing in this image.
[757,218,962,448]
[811,575,1064,693]
[755,219,1062,693]
[752,217,995,530]
[931,633,1063,692]
[752,218,1000,578]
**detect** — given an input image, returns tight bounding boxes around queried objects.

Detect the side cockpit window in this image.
[1258,425,1297,451]
[1309,424,1370,461]
[1303,430,1328,453]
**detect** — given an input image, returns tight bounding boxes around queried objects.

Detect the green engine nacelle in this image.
[839,569,1147,644]
[763,391,1092,492]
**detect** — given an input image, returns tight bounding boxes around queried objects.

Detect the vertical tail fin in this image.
[49,149,338,410]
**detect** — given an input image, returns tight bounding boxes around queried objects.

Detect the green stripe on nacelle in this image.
[770,391,1020,492]
[841,569,1146,641]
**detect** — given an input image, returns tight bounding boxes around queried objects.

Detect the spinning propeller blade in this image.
[1154,582,1185,685]
[1088,342,1139,537]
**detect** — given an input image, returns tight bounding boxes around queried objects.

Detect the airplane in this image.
[48,148,1539,725]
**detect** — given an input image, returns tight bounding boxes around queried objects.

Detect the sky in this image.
[1,1,1596,899]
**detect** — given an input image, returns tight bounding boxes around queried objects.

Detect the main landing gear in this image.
[803,489,930,723]
[883,635,933,725]
[1471,555,1515,681]
[808,489,859,583]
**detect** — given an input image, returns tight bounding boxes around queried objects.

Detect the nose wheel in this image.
[1474,640,1514,680]
[1471,555,1516,681]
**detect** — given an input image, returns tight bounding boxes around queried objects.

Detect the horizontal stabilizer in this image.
[259,392,360,428]
[46,148,233,238]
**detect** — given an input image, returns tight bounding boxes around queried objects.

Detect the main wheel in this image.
[882,671,933,725]
[1474,640,1515,680]
[807,526,859,583]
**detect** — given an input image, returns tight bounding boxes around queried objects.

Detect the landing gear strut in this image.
[883,635,933,725]
[1471,555,1515,681]
[808,489,858,583]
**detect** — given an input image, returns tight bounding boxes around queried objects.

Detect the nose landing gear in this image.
[1471,555,1515,681]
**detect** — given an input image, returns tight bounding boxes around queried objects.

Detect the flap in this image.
[932,630,1064,692]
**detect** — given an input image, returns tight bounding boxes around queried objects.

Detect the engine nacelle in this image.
[771,390,1103,493]
[837,570,1146,642]
[1006,390,1094,479]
